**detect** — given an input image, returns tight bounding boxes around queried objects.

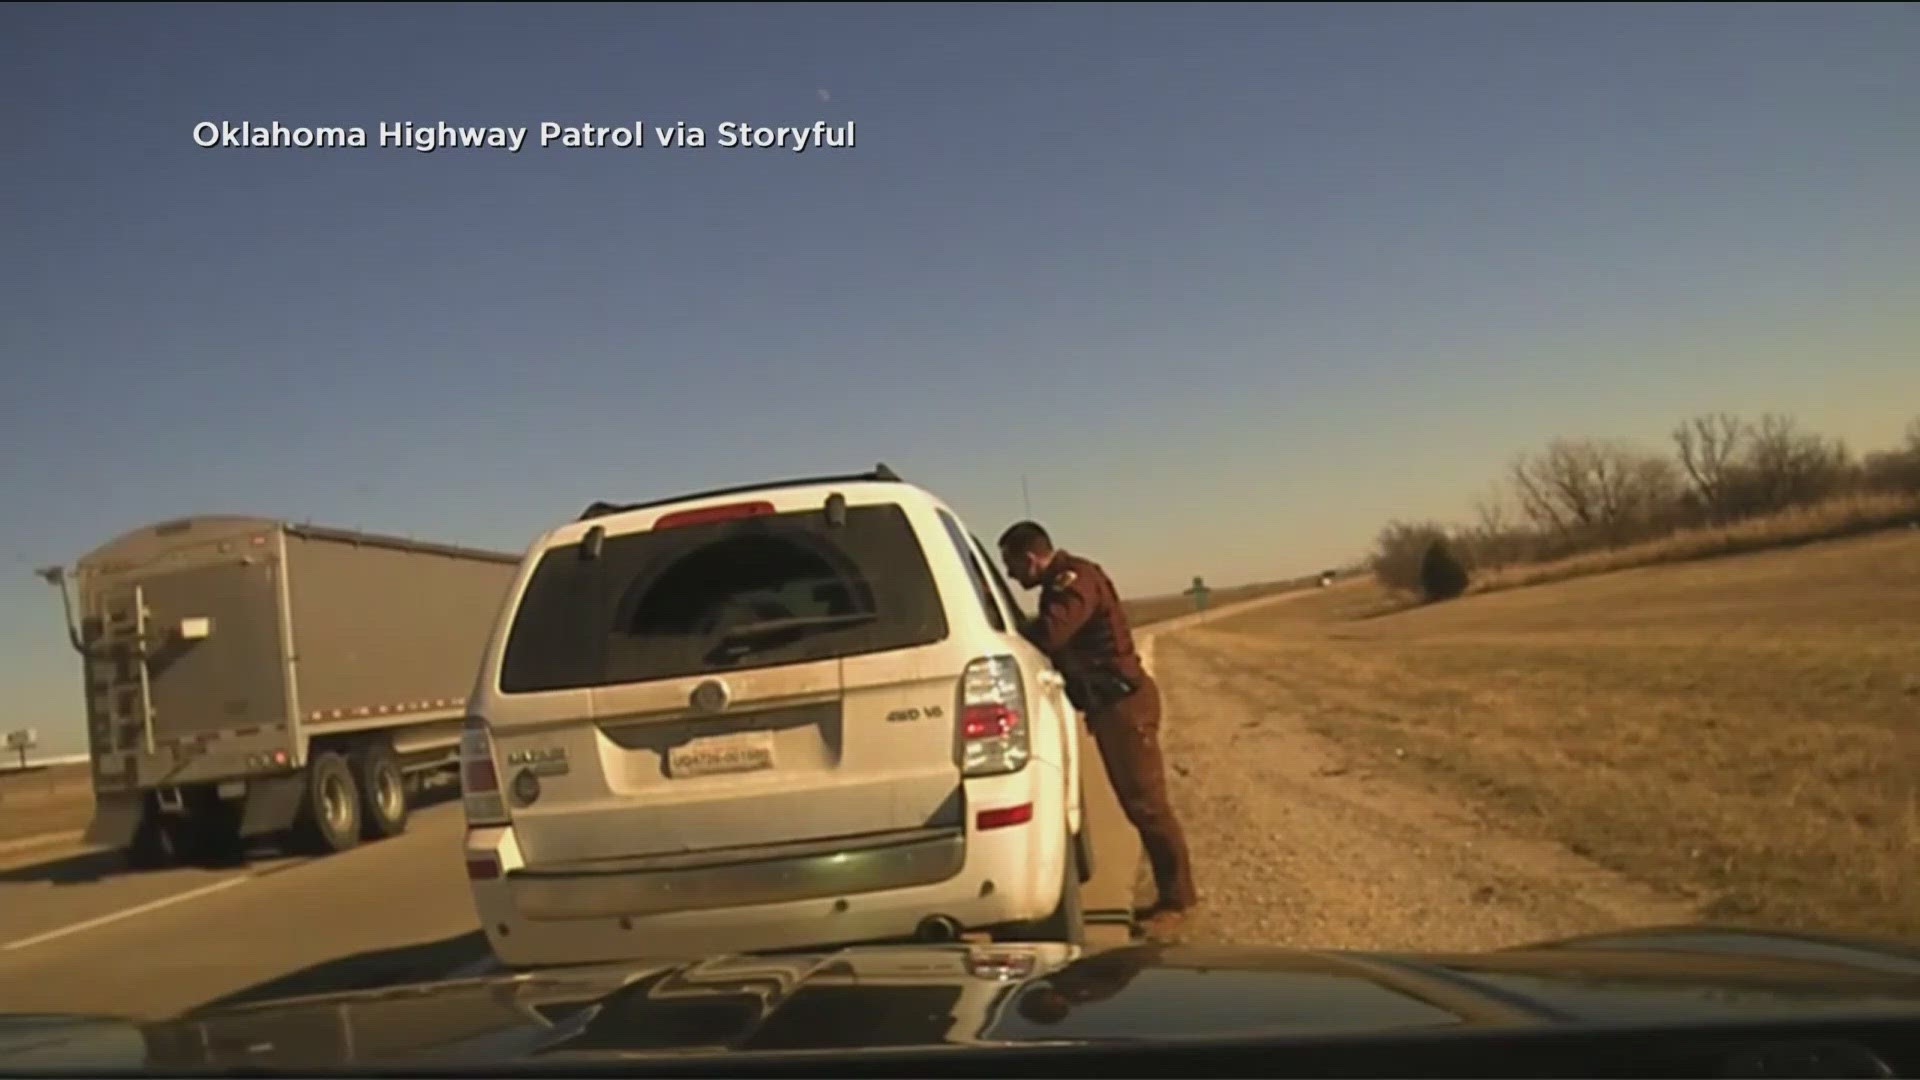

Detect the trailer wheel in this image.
[179,787,246,866]
[126,799,179,870]
[351,741,409,840]
[295,751,363,855]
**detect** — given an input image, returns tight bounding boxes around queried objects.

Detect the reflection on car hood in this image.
[13,926,1920,1069]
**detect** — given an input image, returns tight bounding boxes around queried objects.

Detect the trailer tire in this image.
[126,801,179,871]
[295,751,363,855]
[179,789,246,866]
[351,741,409,840]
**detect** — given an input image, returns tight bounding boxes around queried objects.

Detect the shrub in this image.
[1372,520,1449,595]
[1419,537,1471,602]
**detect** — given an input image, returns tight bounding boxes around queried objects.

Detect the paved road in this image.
[0,587,1320,1022]
[0,800,485,1020]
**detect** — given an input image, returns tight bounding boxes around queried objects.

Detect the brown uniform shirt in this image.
[1019,550,1146,684]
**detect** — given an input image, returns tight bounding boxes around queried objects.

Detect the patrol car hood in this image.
[9,926,1920,1071]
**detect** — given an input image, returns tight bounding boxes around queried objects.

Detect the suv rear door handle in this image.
[1037,670,1065,689]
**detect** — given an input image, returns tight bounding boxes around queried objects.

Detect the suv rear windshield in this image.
[499,503,948,693]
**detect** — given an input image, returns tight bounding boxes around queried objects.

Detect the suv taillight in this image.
[460,717,509,825]
[958,656,1030,776]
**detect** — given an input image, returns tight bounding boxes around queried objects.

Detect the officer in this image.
[997,520,1200,936]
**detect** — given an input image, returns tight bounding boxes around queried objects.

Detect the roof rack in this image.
[577,464,904,522]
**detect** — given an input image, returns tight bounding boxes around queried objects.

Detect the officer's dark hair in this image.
[998,520,1052,557]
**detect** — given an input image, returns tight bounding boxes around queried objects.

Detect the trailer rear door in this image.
[87,557,290,753]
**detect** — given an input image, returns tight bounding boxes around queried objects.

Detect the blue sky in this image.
[3,3,1917,755]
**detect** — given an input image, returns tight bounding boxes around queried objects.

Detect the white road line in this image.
[0,831,87,859]
[2,875,256,953]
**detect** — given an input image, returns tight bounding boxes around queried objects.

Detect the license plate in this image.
[668,729,775,779]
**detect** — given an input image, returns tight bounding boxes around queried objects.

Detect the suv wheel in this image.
[1073,780,1095,884]
[998,827,1087,946]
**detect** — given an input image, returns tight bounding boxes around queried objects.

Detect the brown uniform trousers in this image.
[1085,672,1198,911]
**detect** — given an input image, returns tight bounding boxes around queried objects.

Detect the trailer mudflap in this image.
[85,792,146,850]
[239,774,308,839]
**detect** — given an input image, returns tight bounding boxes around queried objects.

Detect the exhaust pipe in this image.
[915,915,962,943]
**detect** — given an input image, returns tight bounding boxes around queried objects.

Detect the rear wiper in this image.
[707,613,879,661]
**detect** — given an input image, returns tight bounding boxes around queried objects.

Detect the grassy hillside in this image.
[1203,529,1920,936]
[1468,492,1920,597]
[1124,576,1326,628]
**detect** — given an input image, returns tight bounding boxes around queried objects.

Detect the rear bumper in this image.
[507,828,966,921]
[468,766,1069,967]
[86,767,312,846]
[91,727,301,794]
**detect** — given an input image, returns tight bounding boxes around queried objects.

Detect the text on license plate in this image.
[669,730,775,778]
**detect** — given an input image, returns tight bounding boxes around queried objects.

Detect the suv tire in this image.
[1072,779,1095,884]
[999,826,1086,946]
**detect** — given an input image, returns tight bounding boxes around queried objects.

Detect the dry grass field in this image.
[1198,528,1920,937]
[0,762,94,843]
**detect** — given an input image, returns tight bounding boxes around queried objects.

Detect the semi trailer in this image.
[37,515,520,867]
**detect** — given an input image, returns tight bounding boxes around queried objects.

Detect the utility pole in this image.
[1021,474,1032,518]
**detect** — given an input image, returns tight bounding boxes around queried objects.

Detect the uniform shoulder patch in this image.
[1048,569,1078,590]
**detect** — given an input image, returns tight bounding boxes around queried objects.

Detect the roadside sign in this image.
[3,729,36,770]
[1183,575,1211,612]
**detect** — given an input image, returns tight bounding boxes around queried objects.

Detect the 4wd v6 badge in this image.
[506,746,570,777]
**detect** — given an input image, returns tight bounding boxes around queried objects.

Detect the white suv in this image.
[461,467,1088,967]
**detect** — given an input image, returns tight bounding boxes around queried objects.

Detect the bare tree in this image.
[1510,437,1680,543]
[1509,445,1579,534]
[1739,413,1852,512]
[1624,454,1685,533]
[1862,415,1920,495]
[1672,412,1746,520]
[1862,448,1920,494]
[1472,486,1512,536]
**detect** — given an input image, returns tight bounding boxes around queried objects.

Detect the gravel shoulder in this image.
[1148,626,1695,952]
